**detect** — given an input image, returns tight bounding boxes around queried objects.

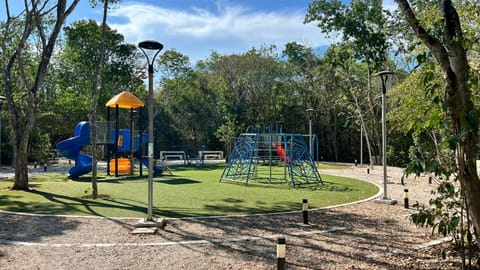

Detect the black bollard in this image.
[34,161,37,169]
[302,199,309,225]
[404,189,409,208]
[367,168,370,174]
[428,176,432,184]
[277,236,286,270]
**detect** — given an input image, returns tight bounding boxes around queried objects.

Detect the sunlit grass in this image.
[0,164,377,218]
[317,163,353,170]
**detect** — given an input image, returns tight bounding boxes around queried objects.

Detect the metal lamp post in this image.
[375,71,394,202]
[0,95,5,168]
[306,108,315,160]
[138,40,163,221]
[360,122,363,166]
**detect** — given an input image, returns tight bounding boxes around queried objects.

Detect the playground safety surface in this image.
[0,163,462,269]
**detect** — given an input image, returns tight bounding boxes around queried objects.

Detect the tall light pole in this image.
[0,95,5,168]
[360,122,363,166]
[375,71,395,203]
[138,40,163,221]
[306,108,315,160]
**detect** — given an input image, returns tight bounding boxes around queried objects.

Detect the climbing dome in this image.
[220,127,322,187]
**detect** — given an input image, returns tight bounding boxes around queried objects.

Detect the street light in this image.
[360,122,363,166]
[138,40,163,221]
[375,71,395,203]
[0,95,5,168]
[306,108,315,160]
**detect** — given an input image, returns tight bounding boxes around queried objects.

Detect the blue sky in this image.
[2,0,397,63]
[73,0,336,62]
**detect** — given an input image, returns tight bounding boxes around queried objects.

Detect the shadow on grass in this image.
[300,181,357,192]
[157,178,201,185]
[0,189,149,218]
[71,174,150,183]
[219,180,358,193]
[0,169,375,220]
[0,188,222,219]
[168,163,225,172]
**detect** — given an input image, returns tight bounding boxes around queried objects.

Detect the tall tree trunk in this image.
[350,79,375,168]
[329,110,338,161]
[90,0,109,199]
[365,62,382,163]
[2,1,80,190]
[360,115,374,168]
[397,0,480,232]
[12,128,30,190]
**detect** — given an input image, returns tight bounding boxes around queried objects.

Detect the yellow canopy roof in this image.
[105,91,144,109]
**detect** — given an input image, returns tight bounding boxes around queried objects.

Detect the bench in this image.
[164,154,183,160]
[199,151,223,160]
[160,151,186,161]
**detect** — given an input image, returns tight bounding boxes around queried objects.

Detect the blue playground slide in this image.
[57,121,161,178]
[56,121,92,178]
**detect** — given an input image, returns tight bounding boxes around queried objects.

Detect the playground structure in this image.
[56,121,93,178]
[56,91,162,178]
[220,126,322,187]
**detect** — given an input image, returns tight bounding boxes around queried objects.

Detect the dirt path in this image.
[0,165,460,269]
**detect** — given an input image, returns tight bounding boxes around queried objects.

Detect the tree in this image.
[1,0,80,190]
[396,0,480,235]
[157,50,221,152]
[90,0,112,199]
[60,19,142,116]
[318,43,379,164]
[388,68,452,169]
[305,0,388,66]
[282,42,348,161]
[158,49,192,80]
[55,18,143,190]
[204,47,282,129]
[305,0,391,166]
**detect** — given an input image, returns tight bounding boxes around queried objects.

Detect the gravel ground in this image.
[0,163,462,269]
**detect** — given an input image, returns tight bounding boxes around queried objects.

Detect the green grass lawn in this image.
[0,164,378,218]
[317,163,353,170]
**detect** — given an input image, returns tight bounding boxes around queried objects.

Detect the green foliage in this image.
[388,68,456,172]
[157,49,193,80]
[408,177,480,268]
[305,0,397,164]
[50,19,144,141]
[396,2,480,264]
[409,179,463,241]
[214,116,239,156]
[321,43,385,164]
[305,0,388,69]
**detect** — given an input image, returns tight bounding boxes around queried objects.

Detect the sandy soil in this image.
[0,162,462,269]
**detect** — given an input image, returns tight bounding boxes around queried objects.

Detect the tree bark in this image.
[2,0,80,190]
[12,127,30,190]
[90,0,109,199]
[396,0,480,233]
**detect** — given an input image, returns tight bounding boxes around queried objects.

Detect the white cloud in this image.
[108,2,331,62]
[383,0,398,13]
